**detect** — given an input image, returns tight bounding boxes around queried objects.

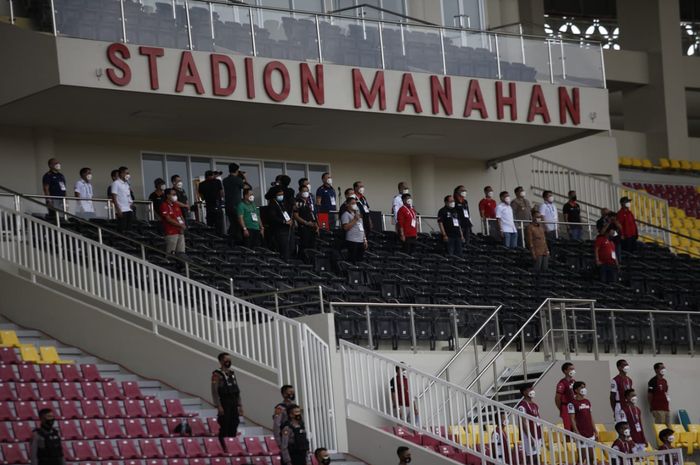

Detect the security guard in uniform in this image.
[211,352,243,446]
[280,404,310,465]
[272,385,296,445]
[294,186,318,259]
[30,408,65,465]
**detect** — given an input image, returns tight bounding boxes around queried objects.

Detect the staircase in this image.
[483,362,554,406]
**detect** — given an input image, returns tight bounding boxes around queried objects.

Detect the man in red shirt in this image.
[478,186,497,239]
[397,194,418,255]
[610,359,633,422]
[620,389,647,453]
[516,385,541,463]
[555,362,577,432]
[160,189,187,255]
[616,196,638,253]
[568,381,597,463]
[611,421,636,459]
[595,226,618,283]
[390,365,417,423]
[648,362,670,426]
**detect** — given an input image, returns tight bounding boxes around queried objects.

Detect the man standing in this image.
[526,210,550,273]
[280,405,310,465]
[110,166,134,233]
[496,191,517,248]
[610,359,633,422]
[478,186,497,238]
[611,421,636,456]
[171,175,189,220]
[160,189,186,255]
[568,381,597,463]
[648,362,670,426]
[563,190,582,240]
[437,195,464,258]
[198,171,225,234]
[397,194,418,255]
[354,181,373,235]
[30,408,64,465]
[73,167,95,219]
[148,178,167,218]
[314,448,331,465]
[315,172,336,228]
[269,187,294,260]
[453,186,472,244]
[617,196,638,253]
[294,184,318,258]
[516,385,542,463]
[597,208,622,264]
[273,385,296,446]
[397,447,412,465]
[211,353,243,447]
[595,225,619,283]
[620,389,647,453]
[390,365,417,423]
[42,158,66,218]
[392,182,410,222]
[555,362,576,432]
[341,197,368,263]
[237,188,264,249]
[538,190,558,241]
[223,163,245,243]
[511,187,531,246]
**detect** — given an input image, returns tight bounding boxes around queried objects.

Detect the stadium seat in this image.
[147,418,169,438]
[670,159,682,169]
[0,366,16,382]
[14,401,35,420]
[0,402,13,421]
[17,364,39,382]
[81,400,103,419]
[59,382,82,400]
[0,348,19,365]
[81,364,105,382]
[0,331,21,348]
[619,157,632,167]
[104,381,125,400]
[203,437,227,458]
[39,346,73,364]
[164,399,192,417]
[81,381,104,400]
[146,399,168,418]
[140,439,164,458]
[58,420,81,440]
[264,436,280,456]
[123,381,146,399]
[19,345,40,363]
[80,419,102,439]
[40,364,62,382]
[73,440,98,461]
[37,382,61,400]
[125,419,147,438]
[207,417,220,436]
[104,419,126,438]
[61,364,82,382]
[59,400,81,420]
[244,437,267,456]
[103,400,126,418]
[0,384,15,401]
[11,422,33,442]
[16,383,38,401]
[659,158,671,169]
[182,438,206,458]
[1,443,28,464]
[61,443,76,462]
[118,439,142,460]
[0,422,12,443]
[161,438,185,458]
[224,437,249,457]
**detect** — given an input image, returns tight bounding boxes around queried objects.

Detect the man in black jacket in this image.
[30,409,65,465]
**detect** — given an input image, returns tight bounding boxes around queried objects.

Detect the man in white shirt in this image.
[110,166,134,233]
[392,181,410,221]
[538,190,559,240]
[74,167,95,219]
[496,191,517,248]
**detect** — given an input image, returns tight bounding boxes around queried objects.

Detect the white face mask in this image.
[85,174,93,181]
[460,191,467,198]
[176,181,183,189]
[519,191,526,197]
[159,184,166,191]
[528,391,536,399]
[624,202,631,208]
[547,196,554,203]
[170,195,178,202]
[630,396,638,405]
[248,195,255,202]
[622,365,630,373]
[448,202,456,209]
[568,370,576,377]
[623,429,631,438]
[326,178,333,185]
[301,191,310,199]
[660,368,667,376]
[402,189,410,195]
[406,199,413,206]
[351,204,359,211]
[504,196,511,204]
[54,163,62,171]
[216,176,222,182]
[358,187,365,194]
[348,194,357,200]
[579,388,587,396]
[276,195,284,202]
[486,191,493,198]
[124,174,131,182]
[668,436,675,443]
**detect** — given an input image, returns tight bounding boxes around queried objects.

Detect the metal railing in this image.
[0,201,337,450]
[328,301,498,353]
[43,0,606,88]
[340,340,683,465]
[245,284,326,315]
[0,192,155,221]
[484,217,599,246]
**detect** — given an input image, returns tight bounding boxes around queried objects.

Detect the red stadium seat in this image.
[103,400,125,419]
[164,399,192,417]
[17,364,39,382]
[0,366,16,382]
[59,382,82,401]
[161,438,184,458]
[38,382,61,401]
[61,443,76,462]
[58,420,81,440]
[95,440,120,460]
[15,383,37,401]
[11,422,33,442]
[146,418,169,438]
[145,399,167,418]
[210,458,229,465]
[60,364,82,382]
[81,364,104,382]
[0,422,13,443]
[81,382,104,400]
[417,432,440,447]
[124,400,147,418]
[145,460,166,465]
[243,437,266,456]
[182,438,206,458]
[272,457,282,465]
[125,461,145,465]
[0,443,27,464]
[80,419,102,439]
[224,437,249,457]
[103,382,124,400]
[207,418,219,436]
[264,437,280,456]
[36,400,54,417]
[125,419,147,438]
[14,401,35,420]
[80,400,102,419]
[231,458,250,465]
[182,417,207,437]
[73,441,98,461]
[189,459,208,465]
[0,402,14,421]
[167,460,187,465]
[0,384,15,401]
[203,438,227,458]
[122,381,147,399]
[59,400,81,420]
[0,349,19,365]
[104,419,126,438]
[118,439,141,459]
[40,364,62,382]
[139,439,164,458]
[250,457,268,465]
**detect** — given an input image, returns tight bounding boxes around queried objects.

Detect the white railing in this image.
[341,340,683,465]
[0,192,155,221]
[0,203,337,451]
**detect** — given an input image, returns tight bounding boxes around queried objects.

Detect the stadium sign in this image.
[94,42,602,128]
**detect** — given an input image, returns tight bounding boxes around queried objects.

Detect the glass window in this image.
[286,163,307,189]
[308,164,329,192]
[263,161,285,190]
[142,154,165,198]
[292,0,324,12]
[442,0,481,29]
[381,0,407,20]
[260,0,289,8]
[166,155,189,191]
[240,162,263,205]
[190,157,213,195]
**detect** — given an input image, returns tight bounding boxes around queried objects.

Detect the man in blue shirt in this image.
[315,172,336,228]
[42,158,66,219]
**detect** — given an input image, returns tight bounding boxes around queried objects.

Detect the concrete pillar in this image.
[33,127,55,192]
[517,0,544,35]
[410,154,436,214]
[617,0,689,161]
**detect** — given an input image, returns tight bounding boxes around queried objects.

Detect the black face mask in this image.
[320,458,331,465]
[287,394,295,401]
[223,361,232,368]
[295,415,303,422]
[570,196,577,201]
[43,419,55,428]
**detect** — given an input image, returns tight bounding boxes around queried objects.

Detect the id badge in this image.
[251,212,258,223]
[330,197,336,206]
[611,251,617,260]
[363,205,370,213]
[59,182,66,191]
[282,211,291,222]
[358,222,364,232]
[463,209,469,218]
[452,218,460,227]
[177,217,184,224]
[635,423,642,432]
[411,219,416,228]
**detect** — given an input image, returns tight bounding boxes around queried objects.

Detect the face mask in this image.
[176,181,183,189]
[622,365,630,373]
[448,202,456,209]
[348,195,357,200]
[351,204,359,211]
[287,394,295,401]
[660,368,667,376]
[486,191,493,198]
[43,419,55,428]
[668,436,675,443]
[159,184,166,190]
[630,396,638,405]
[406,199,413,206]
[170,195,178,202]
[528,391,536,399]
[568,370,576,377]
[402,189,410,194]
[86,174,93,181]
[223,361,231,368]
[504,196,511,204]
[623,429,631,438]
[579,388,587,396]
[460,191,467,198]
[295,415,303,421]
[326,178,333,185]
[403,458,411,464]
[547,196,554,203]
[519,191,526,197]
[248,195,255,202]
[320,458,331,465]
[358,187,365,194]
[301,191,310,199]
[625,202,631,208]
[276,195,284,202]
[570,196,577,201]
[53,163,61,171]
[125,174,131,182]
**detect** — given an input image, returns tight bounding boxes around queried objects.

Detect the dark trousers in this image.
[346,240,365,263]
[217,400,240,445]
[243,229,262,248]
[117,211,134,233]
[402,236,417,255]
[290,452,308,465]
[274,228,294,261]
[446,236,463,258]
[569,227,583,241]
[226,207,242,244]
[206,208,223,235]
[461,225,472,244]
[298,226,317,259]
[600,264,618,283]
[621,237,637,253]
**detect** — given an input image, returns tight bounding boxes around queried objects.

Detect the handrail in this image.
[245,284,326,314]
[0,202,337,450]
[328,2,435,27]
[0,186,236,295]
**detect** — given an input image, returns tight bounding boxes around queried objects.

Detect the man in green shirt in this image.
[237,188,264,248]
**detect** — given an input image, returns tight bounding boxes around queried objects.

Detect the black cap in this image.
[205,170,213,177]
[620,196,631,204]
[229,162,239,173]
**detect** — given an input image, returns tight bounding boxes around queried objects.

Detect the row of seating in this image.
[0,380,150,401]
[619,156,700,173]
[0,398,191,421]
[0,362,106,382]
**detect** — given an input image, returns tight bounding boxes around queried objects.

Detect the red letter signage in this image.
[527,85,551,123]
[496,82,517,121]
[300,63,324,105]
[352,69,386,111]
[397,73,423,113]
[139,46,164,90]
[211,54,236,97]
[106,43,131,87]
[430,76,453,116]
[175,51,205,94]
[463,80,488,119]
[559,87,581,125]
[263,61,291,102]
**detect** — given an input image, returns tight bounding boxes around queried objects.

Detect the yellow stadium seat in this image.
[598,430,618,442]
[675,208,686,219]
[671,218,683,229]
[19,345,40,363]
[595,424,607,433]
[642,159,653,169]
[670,159,682,169]
[631,158,643,168]
[684,218,696,228]
[505,424,520,444]
[692,162,700,171]
[39,346,74,365]
[659,158,671,169]
[691,230,700,240]
[671,235,680,248]
[681,160,693,171]
[619,157,632,167]
[679,228,690,237]
[680,237,691,248]
[0,330,21,348]
[671,425,695,454]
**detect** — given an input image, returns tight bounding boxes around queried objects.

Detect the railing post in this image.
[650,313,657,355]
[409,305,417,353]
[472,337,481,393]
[451,306,460,352]
[119,0,127,43]
[61,198,68,222]
[570,307,579,355]
[559,39,566,80]
[365,304,373,350]
[184,261,190,279]
[519,23,525,63]
[314,14,323,63]
[520,330,527,381]
[184,0,193,50]
[318,285,325,314]
[439,28,447,75]
[494,34,502,79]
[687,314,694,357]
[378,21,386,69]
[590,302,599,360]
[249,7,257,56]
[9,0,15,25]
[49,0,57,35]
[229,277,234,296]
[610,310,619,355]
[274,293,279,314]
[540,310,550,361]
[547,39,554,84]
[97,227,103,244]
[208,1,214,41]
[140,244,146,260]
[599,42,607,89]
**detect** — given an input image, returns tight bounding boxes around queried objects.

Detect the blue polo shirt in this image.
[42,171,67,197]
[316,184,336,213]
